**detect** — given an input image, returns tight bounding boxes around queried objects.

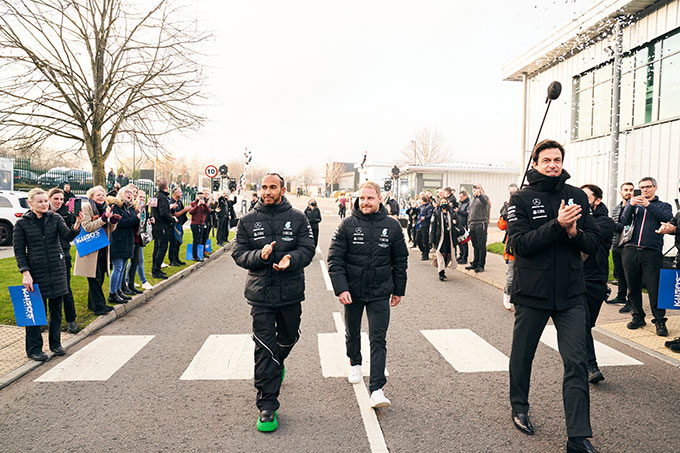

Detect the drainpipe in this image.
[609,17,623,209]
[520,73,528,182]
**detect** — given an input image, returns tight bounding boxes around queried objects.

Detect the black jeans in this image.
[611,246,627,300]
[509,303,591,438]
[251,303,302,411]
[87,248,109,312]
[216,216,229,244]
[169,230,181,263]
[621,247,665,321]
[310,223,319,248]
[416,228,430,259]
[190,224,204,260]
[345,298,390,393]
[584,281,608,368]
[458,241,469,262]
[62,252,76,323]
[26,296,63,355]
[469,222,488,268]
[152,227,170,272]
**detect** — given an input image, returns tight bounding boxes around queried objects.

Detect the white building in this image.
[503,0,680,217]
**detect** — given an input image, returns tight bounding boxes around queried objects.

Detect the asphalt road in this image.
[1,196,679,453]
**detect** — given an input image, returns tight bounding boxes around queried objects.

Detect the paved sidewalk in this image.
[455,249,680,366]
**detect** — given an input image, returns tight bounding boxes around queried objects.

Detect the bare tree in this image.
[325,162,345,190]
[399,127,451,165]
[0,0,209,186]
[300,166,316,191]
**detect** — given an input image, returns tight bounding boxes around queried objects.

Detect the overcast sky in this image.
[160,0,596,175]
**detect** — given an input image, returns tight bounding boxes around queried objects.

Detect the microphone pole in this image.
[519,81,562,188]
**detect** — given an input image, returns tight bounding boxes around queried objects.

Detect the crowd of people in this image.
[14,178,240,363]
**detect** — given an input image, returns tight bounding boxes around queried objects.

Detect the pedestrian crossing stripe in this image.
[539,325,643,367]
[421,329,509,373]
[180,334,254,380]
[317,332,388,378]
[35,335,154,382]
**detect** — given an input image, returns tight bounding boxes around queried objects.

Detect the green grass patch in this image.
[0,229,232,328]
[487,242,505,255]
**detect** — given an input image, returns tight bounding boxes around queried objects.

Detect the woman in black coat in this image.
[14,188,82,361]
[429,199,457,281]
[108,186,140,304]
[304,198,322,248]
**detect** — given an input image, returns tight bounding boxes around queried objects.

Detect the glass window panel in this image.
[572,88,580,139]
[620,71,634,129]
[594,64,612,84]
[660,52,680,119]
[621,54,635,74]
[573,76,581,92]
[593,81,612,135]
[663,30,680,56]
[0,197,11,208]
[636,46,649,68]
[651,60,660,122]
[578,88,593,139]
[634,66,647,125]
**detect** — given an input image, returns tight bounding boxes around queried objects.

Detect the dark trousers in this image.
[251,303,302,411]
[621,247,665,321]
[216,216,229,244]
[469,223,488,268]
[458,241,469,262]
[509,303,591,438]
[310,223,319,248]
[416,228,430,259]
[87,248,109,312]
[190,224,204,260]
[169,231,181,264]
[584,281,608,369]
[406,223,414,243]
[152,227,170,272]
[611,246,627,300]
[62,252,76,323]
[345,298,390,393]
[128,244,141,286]
[26,296,63,356]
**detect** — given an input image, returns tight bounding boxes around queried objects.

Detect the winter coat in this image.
[670,212,680,255]
[13,210,79,298]
[54,204,76,251]
[328,199,408,302]
[189,200,210,225]
[304,206,322,224]
[416,203,433,231]
[109,196,140,260]
[583,203,615,283]
[611,201,626,247]
[232,197,315,307]
[457,198,470,227]
[507,169,600,311]
[151,190,174,230]
[73,200,118,278]
[447,194,459,210]
[429,207,457,271]
[620,196,673,252]
[468,194,490,225]
[386,199,399,216]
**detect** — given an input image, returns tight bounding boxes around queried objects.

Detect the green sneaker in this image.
[281,365,285,383]
[257,410,278,432]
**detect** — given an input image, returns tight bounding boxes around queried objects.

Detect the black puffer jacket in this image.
[328,199,408,301]
[109,197,140,260]
[304,206,322,224]
[583,202,615,283]
[13,211,79,298]
[54,204,76,251]
[232,197,315,307]
[507,169,600,310]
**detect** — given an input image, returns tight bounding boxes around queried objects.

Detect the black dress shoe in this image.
[129,286,143,294]
[653,318,668,337]
[51,346,66,356]
[117,290,132,301]
[474,267,485,273]
[108,293,127,304]
[588,367,604,383]
[465,264,476,270]
[67,321,78,333]
[121,287,136,297]
[28,351,49,362]
[627,319,646,329]
[177,260,186,265]
[511,411,534,435]
[566,438,599,453]
[152,273,168,280]
[438,271,446,281]
[619,304,632,313]
[606,297,626,305]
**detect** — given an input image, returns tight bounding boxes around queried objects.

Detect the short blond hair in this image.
[27,188,46,201]
[87,185,107,199]
[358,181,382,197]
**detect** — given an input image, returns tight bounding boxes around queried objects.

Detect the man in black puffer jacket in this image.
[506,140,601,453]
[328,181,408,409]
[232,173,315,432]
[580,184,615,384]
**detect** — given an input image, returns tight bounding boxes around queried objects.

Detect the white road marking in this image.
[319,259,333,291]
[36,335,154,382]
[540,325,643,366]
[316,245,322,255]
[324,210,333,214]
[421,329,509,373]
[319,312,388,453]
[180,335,254,380]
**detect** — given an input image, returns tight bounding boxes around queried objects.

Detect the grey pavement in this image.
[0,196,679,452]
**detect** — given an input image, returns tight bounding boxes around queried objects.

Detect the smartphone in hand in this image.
[73,199,82,216]
[633,189,642,197]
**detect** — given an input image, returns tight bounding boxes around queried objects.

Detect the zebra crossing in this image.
[33,326,643,383]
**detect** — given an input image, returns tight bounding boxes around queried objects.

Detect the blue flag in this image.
[73,227,110,257]
[186,244,204,261]
[9,284,47,326]
[205,239,211,254]
[658,269,680,310]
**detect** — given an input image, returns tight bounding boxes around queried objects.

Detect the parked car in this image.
[37,167,93,188]
[13,169,40,185]
[0,190,30,246]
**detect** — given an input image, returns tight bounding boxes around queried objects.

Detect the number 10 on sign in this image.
[205,165,218,178]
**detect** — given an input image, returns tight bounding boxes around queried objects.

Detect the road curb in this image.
[593,326,680,368]
[454,266,504,290]
[0,242,233,390]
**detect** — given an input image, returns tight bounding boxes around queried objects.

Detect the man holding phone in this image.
[620,177,673,336]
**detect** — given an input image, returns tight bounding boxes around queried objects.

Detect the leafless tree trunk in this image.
[399,127,451,165]
[0,0,208,186]
[325,162,345,189]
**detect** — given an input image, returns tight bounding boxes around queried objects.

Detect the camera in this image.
[633,188,642,197]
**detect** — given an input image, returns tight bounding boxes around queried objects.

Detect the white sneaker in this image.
[134,282,141,287]
[503,293,514,311]
[370,389,391,408]
[161,263,169,268]
[142,282,154,290]
[348,365,362,384]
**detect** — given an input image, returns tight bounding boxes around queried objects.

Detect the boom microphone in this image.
[520,81,562,188]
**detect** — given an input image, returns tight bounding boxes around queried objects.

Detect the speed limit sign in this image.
[205,165,218,178]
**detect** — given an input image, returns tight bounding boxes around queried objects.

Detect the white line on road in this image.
[324,210,333,214]
[328,312,389,453]
[319,260,333,291]
[316,245,322,255]
[540,325,643,366]
[180,335,254,380]
[421,329,509,373]
[36,335,154,382]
